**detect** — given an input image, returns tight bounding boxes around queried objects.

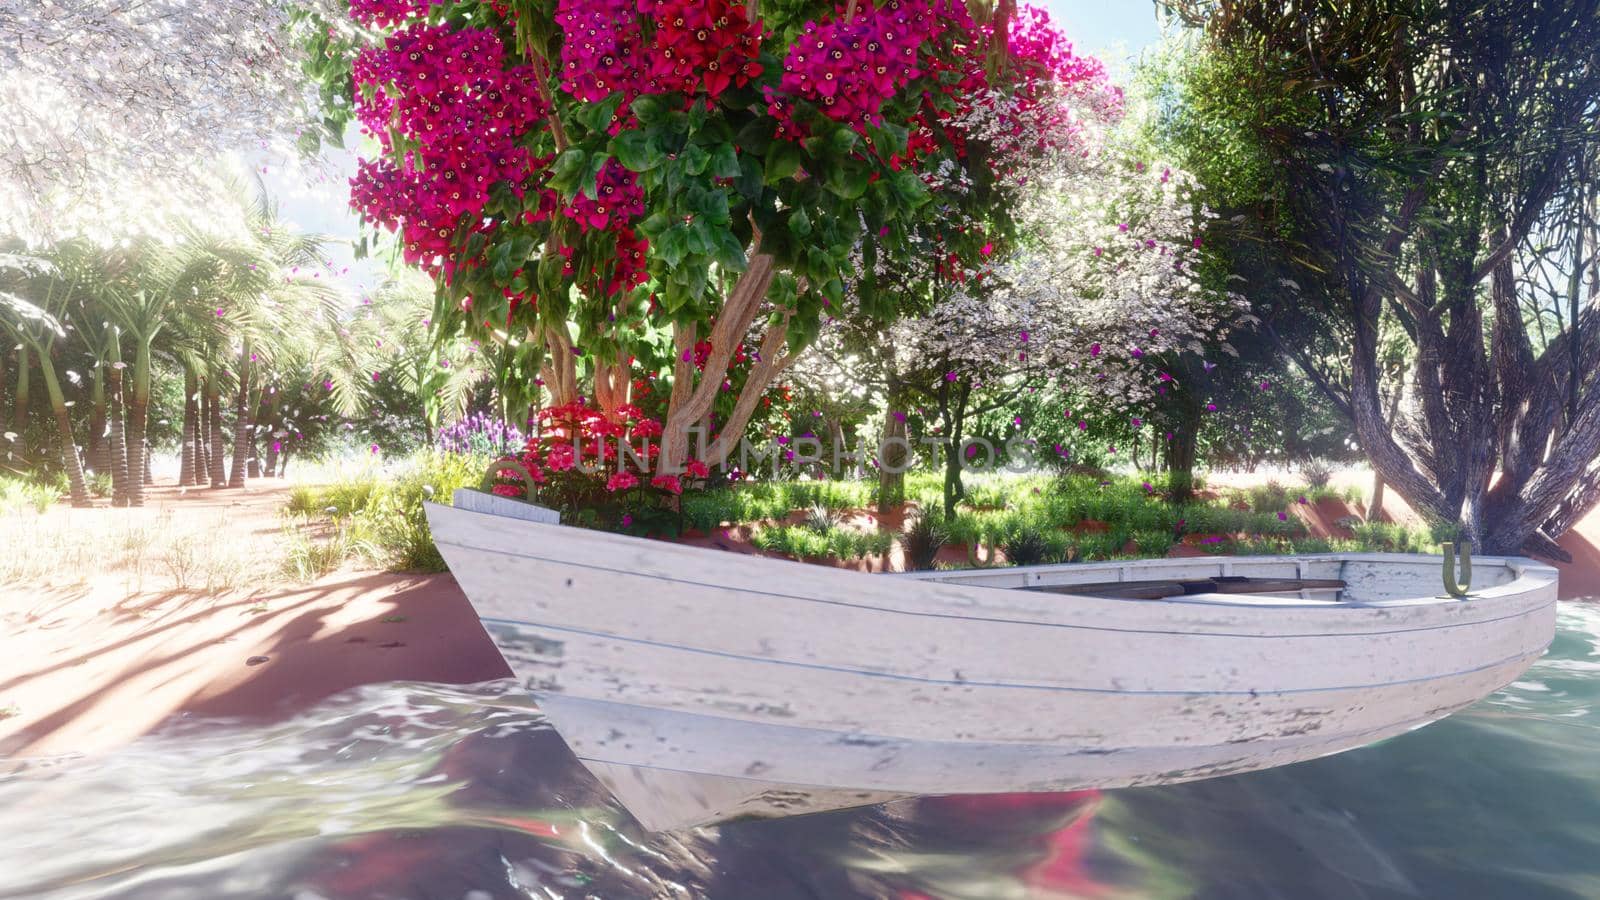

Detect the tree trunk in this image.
[207,385,227,488]
[38,355,90,507]
[11,345,29,462]
[1162,387,1203,504]
[661,252,778,471]
[1369,470,1387,523]
[124,344,150,508]
[179,369,198,486]
[88,363,108,477]
[143,439,153,486]
[196,387,211,485]
[108,367,130,507]
[227,344,252,488]
[246,385,264,479]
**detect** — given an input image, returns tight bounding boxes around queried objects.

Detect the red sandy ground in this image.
[2,475,1597,757]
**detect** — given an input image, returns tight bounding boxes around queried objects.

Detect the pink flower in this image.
[981,242,994,256]
[1093,247,1103,257]
[651,474,682,495]
[686,459,710,478]
[1089,343,1101,357]
[1205,403,1218,412]
[1131,417,1142,427]
[369,443,380,454]
[621,513,634,527]
[606,471,639,492]
[546,444,576,472]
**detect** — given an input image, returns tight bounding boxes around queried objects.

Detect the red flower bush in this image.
[491,401,708,526]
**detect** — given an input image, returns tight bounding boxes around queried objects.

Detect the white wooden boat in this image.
[424,490,1558,831]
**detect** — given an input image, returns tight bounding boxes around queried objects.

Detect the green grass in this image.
[0,476,58,514]
[282,451,488,575]
[750,523,894,561]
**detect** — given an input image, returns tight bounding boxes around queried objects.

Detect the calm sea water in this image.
[3,605,1599,900]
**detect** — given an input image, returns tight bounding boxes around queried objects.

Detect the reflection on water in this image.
[4,606,1600,900]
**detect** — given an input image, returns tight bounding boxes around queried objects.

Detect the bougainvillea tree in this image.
[327,0,1122,489]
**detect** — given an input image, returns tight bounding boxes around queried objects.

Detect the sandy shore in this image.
[2,472,1596,758]
[0,482,508,757]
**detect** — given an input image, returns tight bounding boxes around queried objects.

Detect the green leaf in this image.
[734,116,776,153]
[825,163,870,200]
[867,122,909,158]
[631,94,667,126]
[611,130,663,172]
[789,207,812,237]
[709,144,741,179]
[578,94,624,132]
[547,148,588,195]
[681,142,710,176]
[765,141,802,182]
[828,126,859,154]
[580,152,611,200]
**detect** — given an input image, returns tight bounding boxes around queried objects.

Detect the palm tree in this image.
[0,246,91,506]
[102,239,220,506]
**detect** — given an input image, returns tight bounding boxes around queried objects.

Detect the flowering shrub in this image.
[436,412,528,456]
[322,0,1122,484]
[490,401,709,529]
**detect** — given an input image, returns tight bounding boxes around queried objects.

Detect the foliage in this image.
[899,512,946,571]
[750,523,893,561]
[0,476,57,515]
[286,451,487,571]
[1155,1,1600,557]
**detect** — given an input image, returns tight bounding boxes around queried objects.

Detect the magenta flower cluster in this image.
[349,23,548,275]
[349,0,435,28]
[767,0,957,135]
[555,0,763,112]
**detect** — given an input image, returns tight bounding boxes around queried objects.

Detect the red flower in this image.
[651,474,683,495]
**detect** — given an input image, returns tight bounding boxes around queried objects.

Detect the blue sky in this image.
[267,2,1166,293]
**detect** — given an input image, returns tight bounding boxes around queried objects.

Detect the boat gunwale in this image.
[427,500,1557,638]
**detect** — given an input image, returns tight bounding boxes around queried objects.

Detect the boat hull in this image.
[425,494,1557,830]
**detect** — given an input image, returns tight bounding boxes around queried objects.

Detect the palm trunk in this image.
[227,343,252,488]
[125,342,151,507]
[38,353,90,507]
[179,369,198,486]
[143,439,153,486]
[245,385,264,479]
[12,345,29,462]
[207,384,226,487]
[108,367,130,507]
[88,363,108,477]
[195,386,211,485]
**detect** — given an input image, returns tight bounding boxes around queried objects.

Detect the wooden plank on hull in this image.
[583,760,910,832]
[1021,576,1348,599]
[425,503,1559,638]
[440,546,1554,696]
[487,617,1554,745]
[539,676,1519,796]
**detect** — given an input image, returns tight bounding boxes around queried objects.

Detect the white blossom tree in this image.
[0,0,339,239]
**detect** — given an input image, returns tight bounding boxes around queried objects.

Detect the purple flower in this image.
[1277,511,1288,522]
